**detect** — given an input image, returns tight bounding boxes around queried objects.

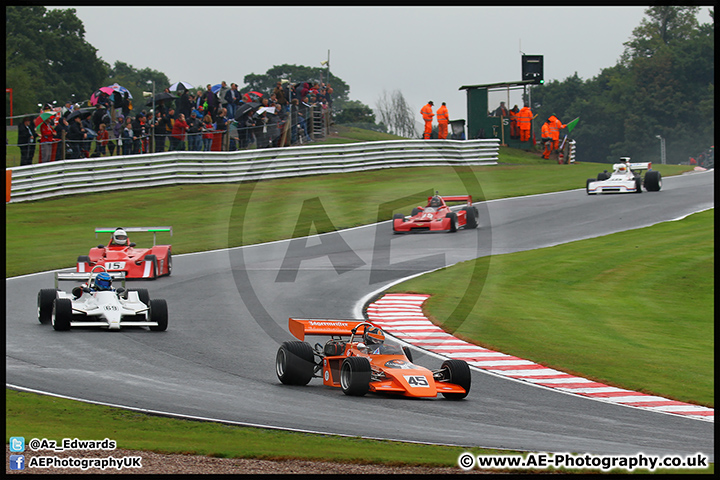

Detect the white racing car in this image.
[37,265,168,331]
[586,157,662,194]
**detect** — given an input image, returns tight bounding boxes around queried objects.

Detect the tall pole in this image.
[151,80,155,154]
[323,50,331,135]
[656,135,666,164]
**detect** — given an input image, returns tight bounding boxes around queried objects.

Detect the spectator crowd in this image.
[14,80,334,166]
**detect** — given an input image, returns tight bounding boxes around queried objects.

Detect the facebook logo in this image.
[9,455,25,470]
[10,436,25,452]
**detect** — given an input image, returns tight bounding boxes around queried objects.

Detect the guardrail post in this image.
[5,139,500,203]
[6,169,12,203]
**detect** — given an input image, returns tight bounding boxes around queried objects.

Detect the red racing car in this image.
[77,227,173,279]
[393,193,479,233]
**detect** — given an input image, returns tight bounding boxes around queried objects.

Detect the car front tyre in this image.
[635,176,643,193]
[644,170,662,191]
[462,206,478,229]
[38,289,57,324]
[440,359,471,400]
[446,212,458,233]
[149,299,168,331]
[52,298,73,331]
[586,178,597,195]
[340,356,371,396]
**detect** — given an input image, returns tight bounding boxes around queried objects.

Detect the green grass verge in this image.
[5,389,477,467]
[389,210,714,406]
[5,155,689,277]
[5,390,711,473]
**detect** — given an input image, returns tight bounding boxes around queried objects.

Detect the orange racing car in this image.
[275,319,471,399]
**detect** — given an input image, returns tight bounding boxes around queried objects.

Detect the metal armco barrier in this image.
[6,139,499,203]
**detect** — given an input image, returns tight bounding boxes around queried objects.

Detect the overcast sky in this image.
[57,6,713,124]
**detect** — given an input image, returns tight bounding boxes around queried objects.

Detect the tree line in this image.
[6,5,713,164]
[531,6,714,163]
[5,6,375,126]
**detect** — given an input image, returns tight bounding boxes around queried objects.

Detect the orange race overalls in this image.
[547,115,567,153]
[541,121,552,159]
[517,106,533,142]
[436,104,449,139]
[420,103,434,139]
[509,107,519,138]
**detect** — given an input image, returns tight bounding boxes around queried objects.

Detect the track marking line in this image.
[367,293,713,422]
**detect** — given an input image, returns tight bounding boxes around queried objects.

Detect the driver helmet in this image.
[112,228,129,245]
[363,326,385,345]
[617,164,627,172]
[429,196,442,208]
[95,272,113,291]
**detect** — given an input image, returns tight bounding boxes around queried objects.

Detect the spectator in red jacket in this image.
[170,113,189,151]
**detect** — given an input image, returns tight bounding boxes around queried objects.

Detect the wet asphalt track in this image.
[6,170,713,458]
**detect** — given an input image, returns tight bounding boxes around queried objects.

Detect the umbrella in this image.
[211,84,222,94]
[234,102,261,119]
[146,92,178,106]
[169,81,194,92]
[244,91,264,102]
[33,111,58,131]
[105,83,132,99]
[256,106,276,116]
[89,86,115,106]
[66,108,93,122]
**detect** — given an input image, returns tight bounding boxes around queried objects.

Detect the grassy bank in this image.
[5,389,711,473]
[5,150,689,277]
[388,210,714,406]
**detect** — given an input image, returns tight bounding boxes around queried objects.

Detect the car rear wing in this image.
[428,195,473,205]
[288,318,372,341]
[55,270,126,289]
[95,227,173,246]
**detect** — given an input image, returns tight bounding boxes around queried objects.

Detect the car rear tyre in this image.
[440,359,471,400]
[340,356,371,396]
[131,289,151,306]
[392,213,405,234]
[644,170,662,191]
[165,251,172,276]
[402,346,414,363]
[144,254,158,278]
[52,298,73,331]
[38,289,57,324]
[276,341,315,386]
[411,207,421,216]
[149,299,168,331]
[597,171,610,181]
[446,212,458,233]
[77,255,91,271]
